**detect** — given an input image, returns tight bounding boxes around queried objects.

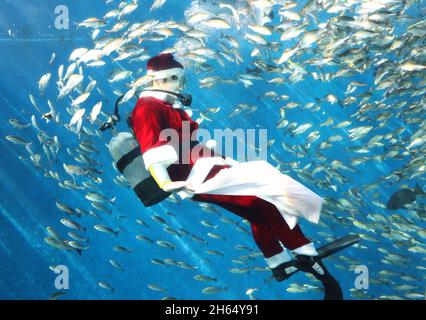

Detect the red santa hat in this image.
[146,53,184,80]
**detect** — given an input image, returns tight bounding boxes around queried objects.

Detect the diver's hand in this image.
[161,181,196,193]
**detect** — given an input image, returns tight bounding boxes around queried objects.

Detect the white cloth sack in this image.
[187,160,324,229]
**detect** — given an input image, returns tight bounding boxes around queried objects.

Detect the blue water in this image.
[0,0,425,300]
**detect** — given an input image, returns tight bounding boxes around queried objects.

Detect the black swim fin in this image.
[271,234,361,299]
[317,234,361,259]
[295,255,343,300]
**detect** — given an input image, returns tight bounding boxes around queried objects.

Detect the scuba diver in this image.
[107,53,358,300]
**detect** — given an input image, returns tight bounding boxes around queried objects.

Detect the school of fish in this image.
[5,0,426,300]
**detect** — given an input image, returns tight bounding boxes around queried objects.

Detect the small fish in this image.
[286,286,307,293]
[67,241,89,251]
[206,250,224,256]
[292,123,312,136]
[190,235,208,244]
[394,285,420,291]
[164,258,179,267]
[194,275,217,282]
[48,53,56,64]
[201,286,228,295]
[120,87,136,105]
[200,220,218,228]
[98,281,115,292]
[151,215,167,224]
[229,267,253,274]
[207,232,225,241]
[150,258,165,265]
[177,261,196,270]
[79,18,105,29]
[58,74,84,99]
[94,225,119,237]
[147,283,167,293]
[44,237,69,251]
[38,73,51,95]
[29,94,41,113]
[113,245,132,253]
[91,202,112,214]
[187,12,209,24]
[71,92,90,107]
[46,227,63,240]
[408,246,426,254]
[69,108,86,127]
[85,192,116,204]
[5,135,32,146]
[400,61,426,71]
[135,219,149,227]
[119,3,138,18]
[108,70,132,83]
[163,226,180,236]
[8,119,30,129]
[233,244,252,251]
[67,231,88,242]
[248,25,272,36]
[109,259,124,271]
[150,0,167,11]
[49,291,66,300]
[156,240,175,250]
[202,18,231,29]
[246,288,258,300]
[63,164,87,177]
[404,292,424,299]
[56,202,78,217]
[60,218,86,232]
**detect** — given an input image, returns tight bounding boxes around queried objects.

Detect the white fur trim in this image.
[147,67,184,80]
[265,251,292,268]
[177,156,235,199]
[139,90,177,103]
[292,243,318,256]
[139,90,186,109]
[142,144,178,170]
[224,157,239,167]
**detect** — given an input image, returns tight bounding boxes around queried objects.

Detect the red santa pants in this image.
[192,165,311,258]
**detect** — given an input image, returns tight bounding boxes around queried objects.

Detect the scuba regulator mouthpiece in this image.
[99,95,124,132]
[178,93,192,106]
[99,114,120,132]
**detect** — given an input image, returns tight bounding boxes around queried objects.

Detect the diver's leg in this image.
[192,193,292,276]
[245,196,313,250]
[250,220,293,274]
[244,197,314,281]
[191,164,290,264]
[248,197,343,299]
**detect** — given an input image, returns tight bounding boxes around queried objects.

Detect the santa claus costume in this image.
[130,53,342,298]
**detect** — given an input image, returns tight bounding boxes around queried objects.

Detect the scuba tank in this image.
[101,95,170,207]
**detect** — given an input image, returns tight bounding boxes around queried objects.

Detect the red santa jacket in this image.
[130,91,233,193]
